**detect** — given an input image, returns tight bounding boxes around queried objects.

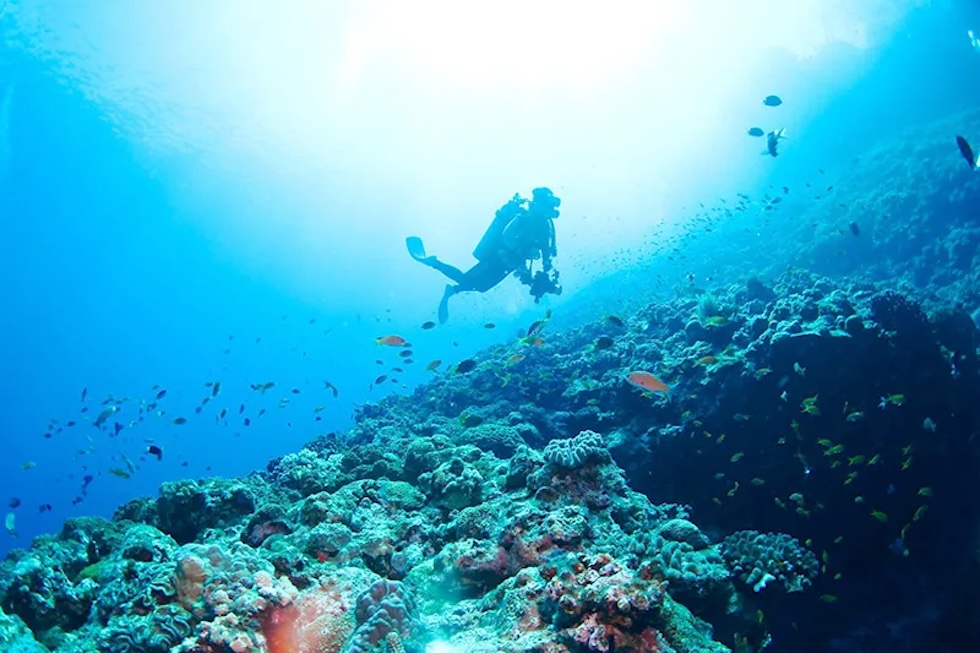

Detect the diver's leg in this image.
[424,258,466,284]
[456,261,510,292]
[406,238,467,283]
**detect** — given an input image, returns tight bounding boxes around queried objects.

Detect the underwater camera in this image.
[530,269,561,302]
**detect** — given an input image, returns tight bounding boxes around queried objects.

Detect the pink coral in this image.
[262,579,355,653]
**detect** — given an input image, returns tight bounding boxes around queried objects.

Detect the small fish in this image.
[845,411,864,423]
[879,393,906,408]
[870,510,888,523]
[626,371,670,396]
[789,492,805,503]
[746,127,765,137]
[793,361,806,376]
[819,594,838,603]
[506,353,525,366]
[833,536,844,544]
[730,452,745,463]
[376,335,408,347]
[211,381,221,398]
[774,497,787,509]
[847,454,866,466]
[526,319,547,338]
[696,356,717,366]
[455,359,477,374]
[5,512,15,537]
[763,94,783,106]
[754,367,772,378]
[849,221,860,236]
[8,498,20,509]
[109,468,131,479]
[854,496,865,504]
[155,389,167,400]
[917,487,933,497]
[244,418,251,427]
[750,477,765,486]
[765,128,786,157]
[868,454,881,466]
[80,388,88,402]
[593,336,614,350]
[20,461,36,471]
[323,381,339,398]
[374,375,388,385]
[425,360,442,372]
[38,504,52,513]
[483,322,496,329]
[172,417,188,425]
[922,417,936,432]
[421,321,436,330]
[604,315,625,328]
[800,396,820,416]
[703,315,729,326]
[147,445,163,461]
[956,135,979,169]
[93,406,118,428]
[399,350,413,358]
[913,505,928,522]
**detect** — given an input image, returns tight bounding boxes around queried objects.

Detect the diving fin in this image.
[406,236,427,261]
[438,285,453,324]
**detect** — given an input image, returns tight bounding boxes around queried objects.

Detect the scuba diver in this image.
[406,187,562,323]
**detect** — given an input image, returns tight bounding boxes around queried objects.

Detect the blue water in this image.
[1,0,979,563]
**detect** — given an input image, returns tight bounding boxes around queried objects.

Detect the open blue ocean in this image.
[2,2,980,652]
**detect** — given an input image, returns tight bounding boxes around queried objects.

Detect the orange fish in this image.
[375,335,407,347]
[507,353,526,365]
[425,360,442,372]
[626,371,670,396]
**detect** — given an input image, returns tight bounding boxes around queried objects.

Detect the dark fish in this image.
[173,417,188,425]
[258,409,266,417]
[212,382,221,398]
[763,95,782,106]
[594,336,615,350]
[39,504,52,513]
[605,315,625,328]
[324,381,339,398]
[849,222,860,236]
[484,322,496,329]
[392,367,404,373]
[239,404,245,414]
[374,374,388,385]
[195,406,203,415]
[291,388,301,394]
[80,388,87,402]
[399,350,413,358]
[147,445,163,461]
[8,498,20,509]
[766,129,785,157]
[455,359,477,374]
[956,135,977,169]
[421,321,436,330]
[155,389,167,400]
[113,422,124,438]
[66,421,76,427]
[244,417,251,426]
[527,319,547,337]
[746,127,764,137]
[403,359,414,365]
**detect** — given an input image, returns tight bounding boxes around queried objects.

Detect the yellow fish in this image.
[870,510,888,523]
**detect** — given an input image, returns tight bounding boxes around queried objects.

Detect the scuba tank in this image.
[473,194,526,261]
